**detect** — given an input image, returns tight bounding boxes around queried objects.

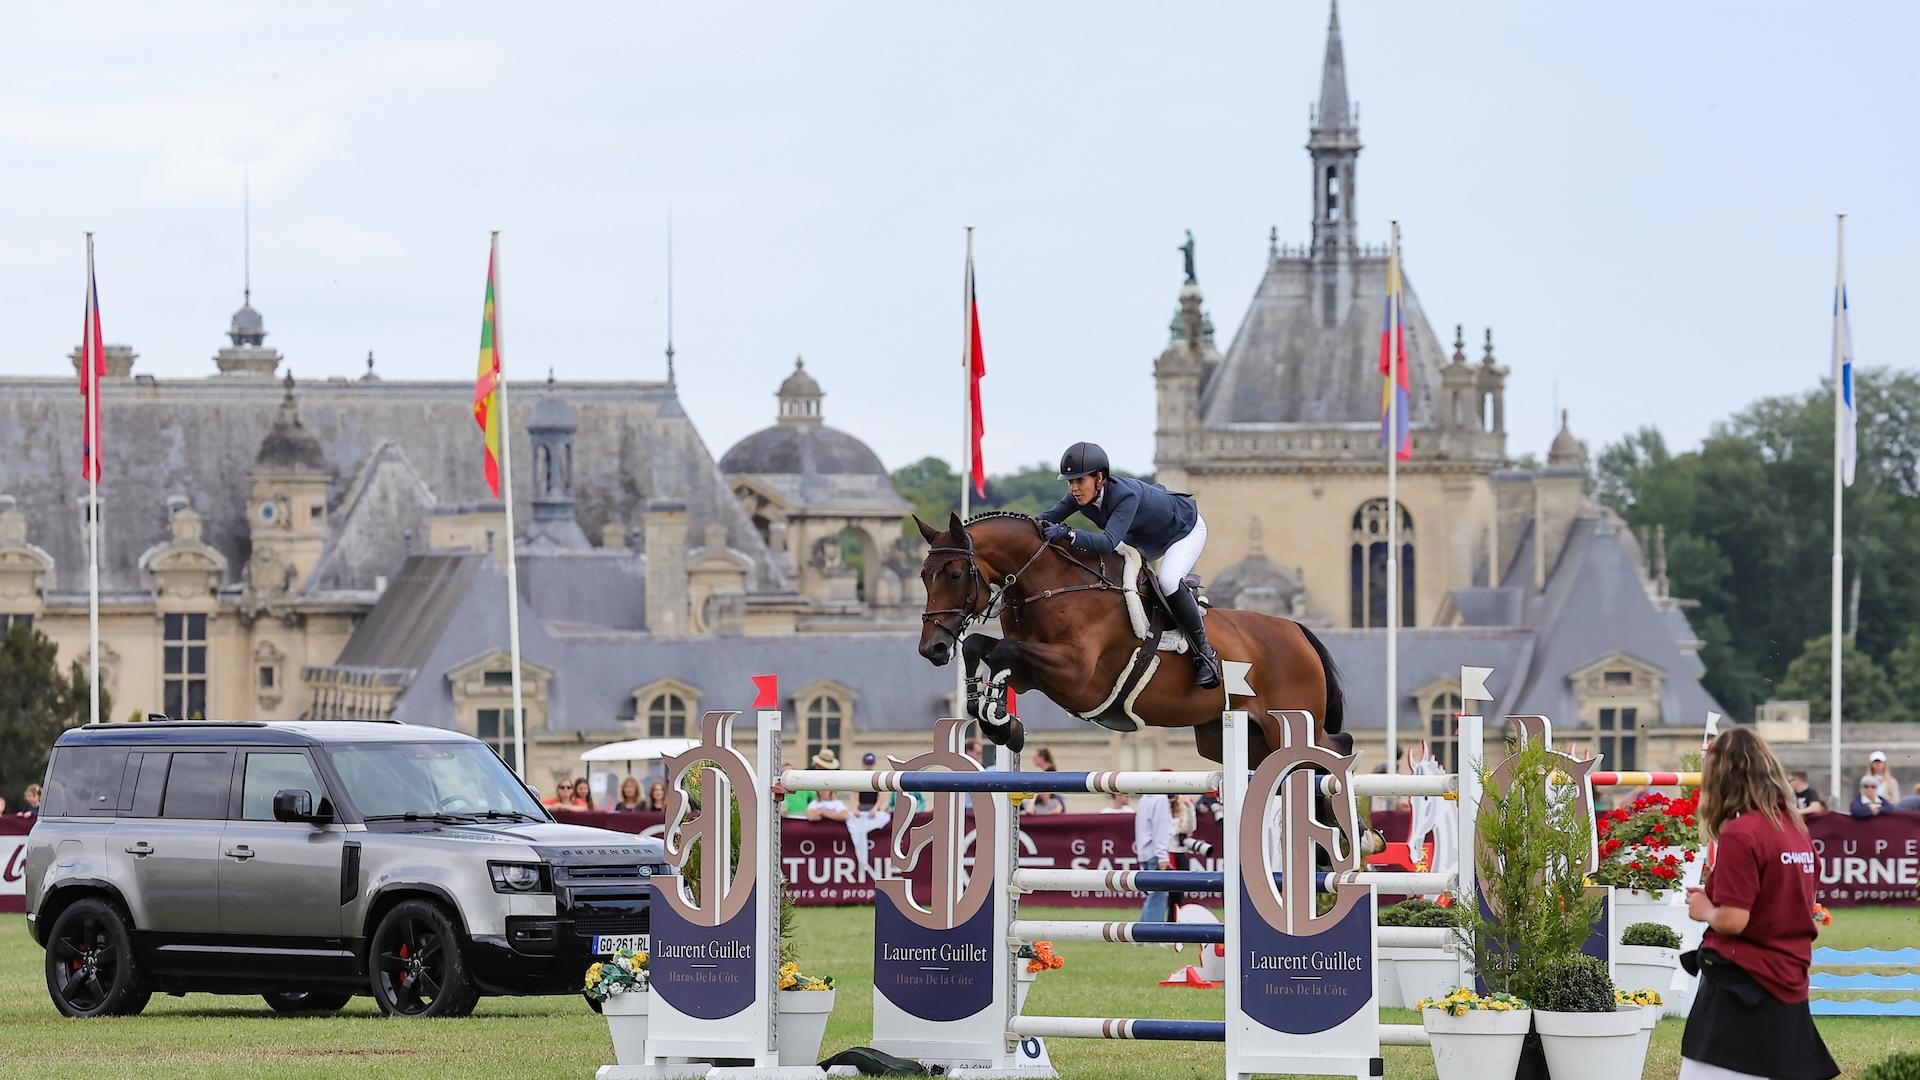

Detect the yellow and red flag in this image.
[474,241,503,497]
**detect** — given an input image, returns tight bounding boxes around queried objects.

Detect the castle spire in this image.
[1313,1,1352,136]
[1308,0,1362,256]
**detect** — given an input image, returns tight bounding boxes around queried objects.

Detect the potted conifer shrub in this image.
[1459,735,1607,1080]
[1615,921,1681,999]
[1531,955,1648,1080]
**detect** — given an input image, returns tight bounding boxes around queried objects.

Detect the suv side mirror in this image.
[273,789,316,823]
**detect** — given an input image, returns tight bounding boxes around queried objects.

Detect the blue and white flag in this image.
[1836,277,1856,488]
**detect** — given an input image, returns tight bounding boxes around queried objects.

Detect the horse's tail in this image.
[1295,621,1345,735]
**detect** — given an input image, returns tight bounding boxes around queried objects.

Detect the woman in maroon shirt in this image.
[1679,727,1838,1080]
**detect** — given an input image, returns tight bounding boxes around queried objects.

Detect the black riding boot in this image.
[1166,587,1222,690]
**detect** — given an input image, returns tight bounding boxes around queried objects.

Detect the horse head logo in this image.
[1239,709,1367,935]
[1478,715,1600,905]
[878,717,999,931]
[659,710,763,928]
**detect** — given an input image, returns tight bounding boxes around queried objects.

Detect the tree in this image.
[1776,634,1906,726]
[890,456,962,537]
[0,623,104,805]
[1888,632,1920,712]
[1594,368,1920,718]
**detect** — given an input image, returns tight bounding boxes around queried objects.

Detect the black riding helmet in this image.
[1057,441,1109,480]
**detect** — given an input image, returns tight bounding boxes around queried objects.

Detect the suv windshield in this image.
[326,742,548,820]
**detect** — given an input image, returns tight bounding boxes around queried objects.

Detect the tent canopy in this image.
[580,738,700,764]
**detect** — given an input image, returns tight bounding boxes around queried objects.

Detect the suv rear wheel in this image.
[263,990,355,1013]
[368,899,479,1018]
[45,898,152,1018]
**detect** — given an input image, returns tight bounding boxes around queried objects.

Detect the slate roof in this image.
[1199,255,1446,428]
[336,552,1084,736]
[0,376,788,596]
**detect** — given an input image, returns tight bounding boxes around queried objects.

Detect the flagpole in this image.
[492,231,529,779]
[85,233,101,727]
[957,226,974,739]
[1829,213,1846,800]
[1385,221,1401,774]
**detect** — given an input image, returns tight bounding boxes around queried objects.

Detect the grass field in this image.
[1,906,1916,1079]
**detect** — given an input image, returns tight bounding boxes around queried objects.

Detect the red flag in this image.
[80,253,105,482]
[966,264,986,498]
[752,674,778,710]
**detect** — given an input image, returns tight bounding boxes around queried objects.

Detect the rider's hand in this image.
[1042,522,1071,544]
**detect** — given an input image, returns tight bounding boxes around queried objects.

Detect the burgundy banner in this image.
[1808,810,1920,907]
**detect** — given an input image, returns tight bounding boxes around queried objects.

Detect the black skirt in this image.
[1680,949,1838,1080]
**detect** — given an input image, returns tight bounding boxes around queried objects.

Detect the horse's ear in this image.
[913,515,940,544]
[947,512,966,536]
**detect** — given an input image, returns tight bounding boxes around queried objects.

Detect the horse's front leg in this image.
[960,634,1002,728]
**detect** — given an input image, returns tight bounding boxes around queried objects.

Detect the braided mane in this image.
[962,510,1040,531]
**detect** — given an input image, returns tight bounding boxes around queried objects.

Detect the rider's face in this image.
[1067,474,1100,506]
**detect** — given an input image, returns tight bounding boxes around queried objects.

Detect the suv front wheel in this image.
[368,900,479,1018]
[44,898,152,1017]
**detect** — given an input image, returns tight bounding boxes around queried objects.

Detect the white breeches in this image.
[1156,515,1207,596]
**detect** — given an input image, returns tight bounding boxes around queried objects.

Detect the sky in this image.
[2,2,1914,477]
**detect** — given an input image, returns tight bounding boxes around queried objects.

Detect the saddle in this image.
[1072,546,1210,732]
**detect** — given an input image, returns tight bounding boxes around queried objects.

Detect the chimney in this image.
[644,500,690,634]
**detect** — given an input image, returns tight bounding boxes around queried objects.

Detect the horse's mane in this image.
[962,510,1039,529]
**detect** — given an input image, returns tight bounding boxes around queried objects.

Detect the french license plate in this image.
[593,934,646,956]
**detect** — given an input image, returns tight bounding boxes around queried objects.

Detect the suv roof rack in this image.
[85,720,270,729]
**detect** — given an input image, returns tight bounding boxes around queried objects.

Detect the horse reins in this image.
[920,523,1128,646]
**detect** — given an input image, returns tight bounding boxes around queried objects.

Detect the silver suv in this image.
[25,720,665,1018]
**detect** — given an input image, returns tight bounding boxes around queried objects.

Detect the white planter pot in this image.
[1421,1007,1531,1080]
[776,988,837,1068]
[1395,953,1463,1011]
[1613,943,1679,998]
[601,990,650,1066]
[1377,953,1404,1009]
[1535,1006,1651,1080]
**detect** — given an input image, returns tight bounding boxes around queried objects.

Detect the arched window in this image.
[804,695,844,765]
[1426,692,1462,772]
[646,692,689,738]
[1349,499,1415,628]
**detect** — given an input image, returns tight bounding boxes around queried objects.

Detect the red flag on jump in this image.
[966,261,987,498]
[80,248,106,482]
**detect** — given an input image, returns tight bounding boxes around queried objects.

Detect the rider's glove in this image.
[1042,522,1071,545]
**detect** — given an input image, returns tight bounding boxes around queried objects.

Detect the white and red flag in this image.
[80,249,105,481]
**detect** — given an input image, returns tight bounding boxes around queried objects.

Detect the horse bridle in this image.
[920,524,1126,646]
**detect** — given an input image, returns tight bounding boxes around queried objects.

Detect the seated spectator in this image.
[1861,751,1901,805]
[1788,770,1822,811]
[1026,791,1067,815]
[569,777,594,812]
[806,789,851,822]
[1850,777,1889,818]
[964,738,981,762]
[777,763,811,816]
[19,783,42,819]
[1032,747,1059,771]
[645,779,668,812]
[610,777,646,813]
[544,781,570,808]
[858,753,884,814]
[1100,793,1133,813]
[1898,793,1920,813]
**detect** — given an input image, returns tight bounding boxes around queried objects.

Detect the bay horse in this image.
[915,512,1345,768]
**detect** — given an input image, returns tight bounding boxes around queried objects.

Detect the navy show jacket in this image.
[1037,474,1198,560]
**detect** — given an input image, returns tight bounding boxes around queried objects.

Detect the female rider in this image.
[1036,441,1220,690]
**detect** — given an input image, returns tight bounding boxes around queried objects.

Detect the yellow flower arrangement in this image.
[777,960,836,992]
[1615,987,1663,1007]
[582,949,651,1001]
[1415,987,1530,1016]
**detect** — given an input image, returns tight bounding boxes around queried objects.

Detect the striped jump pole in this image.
[1012,920,1224,945]
[781,767,1221,795]
[785,767,1454,798]
[1011,1016,1225,1042]
[1590,771,1700,787]
[1009,868,1455,896]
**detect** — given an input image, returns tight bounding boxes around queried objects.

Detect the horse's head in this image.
[914,512,978,666]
